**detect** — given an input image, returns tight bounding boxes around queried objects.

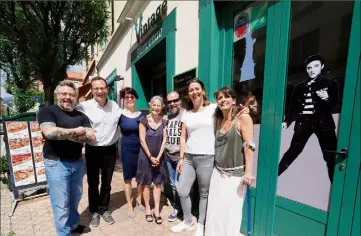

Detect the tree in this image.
[0,1,109,104]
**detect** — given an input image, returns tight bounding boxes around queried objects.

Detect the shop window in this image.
[276,1,354,212]
[232,2,269,188]
[232,2,268,125]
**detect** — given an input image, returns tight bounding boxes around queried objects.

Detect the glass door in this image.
[272,1,358,235]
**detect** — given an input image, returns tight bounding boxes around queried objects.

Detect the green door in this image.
[198,1,298,234]
[198,1,360,235]
[268,1,360,235]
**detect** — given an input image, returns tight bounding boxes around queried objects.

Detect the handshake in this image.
[73,126,96,143]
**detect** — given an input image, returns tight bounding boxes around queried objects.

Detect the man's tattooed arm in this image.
[40,122,95,143]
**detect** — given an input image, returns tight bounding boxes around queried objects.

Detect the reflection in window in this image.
[232,2,267,124]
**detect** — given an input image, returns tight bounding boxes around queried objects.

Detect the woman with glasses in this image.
[119,87,146,217]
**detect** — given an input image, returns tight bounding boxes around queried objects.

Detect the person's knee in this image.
[199,190,209,198]
[176,184,190,198]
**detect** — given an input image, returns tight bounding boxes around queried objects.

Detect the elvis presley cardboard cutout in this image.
[278,54,339,183]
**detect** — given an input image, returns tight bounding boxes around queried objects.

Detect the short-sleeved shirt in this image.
[166,110,184,161]
[75,99,121,146]
[181,104,217,155]
[38,105,91,161]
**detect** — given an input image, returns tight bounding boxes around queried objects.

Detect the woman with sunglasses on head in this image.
[118,87,146,218]
[171,78,217,236]
[205,87,257,236]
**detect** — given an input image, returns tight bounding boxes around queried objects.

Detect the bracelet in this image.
[179,156,184,160]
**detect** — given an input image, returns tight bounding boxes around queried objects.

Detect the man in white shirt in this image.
[76,77,122,226]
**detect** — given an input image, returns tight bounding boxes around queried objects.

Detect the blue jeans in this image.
[166,158,182,212]
[44,157,84,236]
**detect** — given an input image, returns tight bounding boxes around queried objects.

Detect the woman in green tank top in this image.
[205,86,257,236]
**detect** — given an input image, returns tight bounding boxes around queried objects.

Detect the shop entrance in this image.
[135,38,167,103]
[199,0,360,235]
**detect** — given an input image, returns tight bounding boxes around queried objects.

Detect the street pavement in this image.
[0,160,195,236]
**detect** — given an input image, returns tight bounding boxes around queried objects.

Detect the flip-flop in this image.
[145,214,153,222]
[128,212,136,218]
[153,213,163,225]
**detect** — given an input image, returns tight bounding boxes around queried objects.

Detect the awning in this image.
[106,69,117,85]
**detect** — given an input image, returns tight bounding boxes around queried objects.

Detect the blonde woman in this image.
[136,96,168,224]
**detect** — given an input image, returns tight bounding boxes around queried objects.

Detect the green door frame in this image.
[327,2,360,235]
[265,1,360,236]
[198,0,360,235]
[131,9,176,110]
[198,0,284,234]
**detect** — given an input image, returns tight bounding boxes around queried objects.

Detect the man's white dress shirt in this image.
[76,99,122,146]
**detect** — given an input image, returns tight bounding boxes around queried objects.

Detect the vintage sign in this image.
[134,0,167,42]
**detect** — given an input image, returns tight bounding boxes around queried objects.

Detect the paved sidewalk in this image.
[1,161,195,236]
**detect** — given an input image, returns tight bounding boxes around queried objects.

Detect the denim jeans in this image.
[166,158,182,212]
[44,157,84,236]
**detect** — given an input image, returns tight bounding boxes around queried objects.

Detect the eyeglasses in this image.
[58,92,76,98]
[167,98,180,104]
[92,87,107,91]
[124,96,135,100]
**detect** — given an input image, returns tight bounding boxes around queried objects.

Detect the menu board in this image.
[173,68,197,98]
[5,122,36,187]
[29,122,46,182]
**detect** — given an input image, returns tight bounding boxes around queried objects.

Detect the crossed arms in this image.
[40,122,96,143]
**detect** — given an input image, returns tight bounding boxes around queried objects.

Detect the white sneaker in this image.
[194,223,204,236]
[171,221,194,233]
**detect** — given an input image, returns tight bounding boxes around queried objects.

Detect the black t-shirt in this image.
[37,105,91,161]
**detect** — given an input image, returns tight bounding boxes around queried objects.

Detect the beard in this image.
[58,100,75,111]
[170,107,180,116]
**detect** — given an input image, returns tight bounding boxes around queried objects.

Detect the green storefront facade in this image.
[130,1,360,235]
[198,1,360,236]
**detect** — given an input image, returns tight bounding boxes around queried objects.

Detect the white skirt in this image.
[205,167,245,236]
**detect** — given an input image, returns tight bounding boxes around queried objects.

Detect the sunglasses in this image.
[167,98,180,104]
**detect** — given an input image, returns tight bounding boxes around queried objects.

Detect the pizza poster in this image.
[5,121,36,187]
[29,121,46,182]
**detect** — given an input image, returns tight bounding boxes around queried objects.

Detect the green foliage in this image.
[12,87,37,113]
[3,80,39,114]
[0,1,109,104]
[0,155,9,174]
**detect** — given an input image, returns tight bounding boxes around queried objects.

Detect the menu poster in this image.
[5,121,36,187]
[29,121,46,182]
[173,68,197,99]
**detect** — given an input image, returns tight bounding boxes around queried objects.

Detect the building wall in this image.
[97,1,199,96]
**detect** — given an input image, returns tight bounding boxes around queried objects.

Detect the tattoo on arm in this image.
[40,122,93,143]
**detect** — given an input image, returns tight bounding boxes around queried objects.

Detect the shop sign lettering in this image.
[136,28,163,58]
[134,0,167,42]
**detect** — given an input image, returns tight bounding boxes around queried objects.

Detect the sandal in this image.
[145,214,153,222]
[153,213,163,224]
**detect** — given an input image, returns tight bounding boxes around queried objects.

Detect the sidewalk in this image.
[0,161,194,236]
